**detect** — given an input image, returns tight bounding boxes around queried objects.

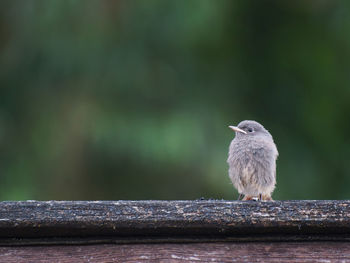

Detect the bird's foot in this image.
[243,195,274,201]
[262,194,273,201]
[243,194,272,201]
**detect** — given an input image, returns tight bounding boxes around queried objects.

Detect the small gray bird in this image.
[227,120,278,201]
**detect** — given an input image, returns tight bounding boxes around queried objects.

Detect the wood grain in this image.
[0,242,349,263]
[0,200,349,244]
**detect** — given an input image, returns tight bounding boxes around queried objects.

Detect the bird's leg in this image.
[237,193,244,200]
[242,195,253,201]
[259,193,262,201]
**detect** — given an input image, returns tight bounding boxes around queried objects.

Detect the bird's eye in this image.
[247,128,253,133]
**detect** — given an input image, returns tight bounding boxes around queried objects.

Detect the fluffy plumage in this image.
[227,120,278,200]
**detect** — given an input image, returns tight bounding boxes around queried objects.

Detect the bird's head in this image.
[229,120,271,139]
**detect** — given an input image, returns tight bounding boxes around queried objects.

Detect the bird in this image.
[227,120,278,201]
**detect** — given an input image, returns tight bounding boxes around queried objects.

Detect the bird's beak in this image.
[229,125,247,134]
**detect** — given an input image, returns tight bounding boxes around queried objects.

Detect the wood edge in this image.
[1,234,350,246]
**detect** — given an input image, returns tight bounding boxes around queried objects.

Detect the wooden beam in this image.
[0,200,349,245]
[2,242,350,263]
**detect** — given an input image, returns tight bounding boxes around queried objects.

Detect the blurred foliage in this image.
[0,0,350,200]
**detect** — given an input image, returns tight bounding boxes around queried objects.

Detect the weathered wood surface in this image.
[1,242,350,263]
[0,200,349,244]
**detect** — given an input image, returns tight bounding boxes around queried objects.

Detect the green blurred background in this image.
[0,0,349,201]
